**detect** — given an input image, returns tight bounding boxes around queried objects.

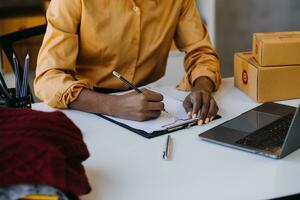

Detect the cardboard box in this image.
[234,52,300,103]
[253,31,300,66]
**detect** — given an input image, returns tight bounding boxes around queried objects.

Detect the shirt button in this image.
[133,6,139,12]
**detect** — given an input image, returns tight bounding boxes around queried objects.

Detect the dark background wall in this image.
[216,0,300,77]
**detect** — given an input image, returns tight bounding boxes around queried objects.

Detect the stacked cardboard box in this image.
[234,31,300,103]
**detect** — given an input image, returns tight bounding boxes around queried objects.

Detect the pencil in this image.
[0,82,11,99]
[0,72,8,91]
[21,53,30,97]
[112,71,168,113]
[12,53,21,98]
[112,71,142,93]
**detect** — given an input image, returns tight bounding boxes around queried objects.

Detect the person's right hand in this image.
[110,88,165,121]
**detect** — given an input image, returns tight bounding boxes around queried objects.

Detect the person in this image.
[34,0,221,125]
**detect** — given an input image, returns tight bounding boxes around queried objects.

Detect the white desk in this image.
[33,78,300,200]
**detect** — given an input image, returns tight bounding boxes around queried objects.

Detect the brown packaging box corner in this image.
[234,52,300,103]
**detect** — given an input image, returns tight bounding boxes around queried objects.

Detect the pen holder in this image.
[0,88,31,108]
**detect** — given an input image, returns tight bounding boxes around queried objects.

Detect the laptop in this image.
[199,102,300,159]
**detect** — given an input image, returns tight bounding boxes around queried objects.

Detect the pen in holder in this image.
[0,53,32,108]
[0,88,31,108]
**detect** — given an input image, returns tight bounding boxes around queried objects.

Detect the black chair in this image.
[0,24,47,102]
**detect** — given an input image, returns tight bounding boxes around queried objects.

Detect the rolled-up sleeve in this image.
[34,0,93,108]
[175,0,221,91]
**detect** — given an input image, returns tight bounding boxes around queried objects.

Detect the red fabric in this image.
[0,108,91,198]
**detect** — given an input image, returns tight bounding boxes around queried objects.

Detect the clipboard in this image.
[97,113,222,139]
[93,86,222,139]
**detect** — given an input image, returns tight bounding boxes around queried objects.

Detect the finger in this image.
[142,88,164,102]
[198,94,210,125]
[136,110,161,121]
[144,102,165,111]
[145,110,161,120]
[191,94,202,119]
[183,96,193,117]
[206,98,216,123]
[210,104,219,122]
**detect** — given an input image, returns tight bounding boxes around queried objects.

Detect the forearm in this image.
[69,89,115,115]
[192,76,214,93]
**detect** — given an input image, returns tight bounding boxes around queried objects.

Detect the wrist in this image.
[98,94,118,116]
[70,89,118,115]
[192,76,214,93]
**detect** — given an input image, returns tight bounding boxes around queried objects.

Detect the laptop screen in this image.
[222,110,281,133]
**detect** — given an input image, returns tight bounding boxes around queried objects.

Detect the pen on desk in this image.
[21,53,29,98]
[12,53,21,98]
[112,71,168,113]
[163,135,172,160]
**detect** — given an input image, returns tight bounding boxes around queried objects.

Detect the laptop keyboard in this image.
[236,114,294,152]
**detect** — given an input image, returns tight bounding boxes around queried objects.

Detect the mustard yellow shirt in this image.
[34,0,221,108]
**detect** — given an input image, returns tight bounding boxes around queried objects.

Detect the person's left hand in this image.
[183,77,219,126]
